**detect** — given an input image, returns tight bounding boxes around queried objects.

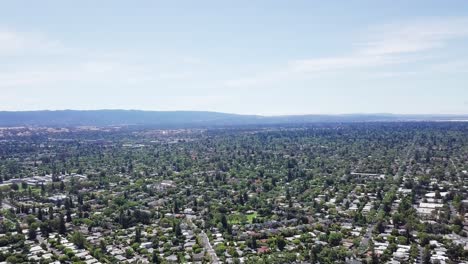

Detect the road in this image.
[186,217,220,264]
[359,224,375,254]
[417,244,426,264]
[449,158,461,181]
[199,230,220,264]
[395,135,417,179]
[1,200,14,210]
[36,234,62,256]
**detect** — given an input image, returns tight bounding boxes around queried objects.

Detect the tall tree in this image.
[59,214,67,235]
[135,226,141,243]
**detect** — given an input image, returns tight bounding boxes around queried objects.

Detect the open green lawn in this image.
[228,212,257,224]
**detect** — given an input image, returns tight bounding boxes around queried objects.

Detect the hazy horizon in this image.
[2,1,468,115]
[1,109,468,118]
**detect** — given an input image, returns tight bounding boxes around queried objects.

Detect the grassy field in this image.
[228,212,257,224]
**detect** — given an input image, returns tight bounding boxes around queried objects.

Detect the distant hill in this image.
[0,110,466,127]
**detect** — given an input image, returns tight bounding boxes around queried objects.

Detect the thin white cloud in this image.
[225,17,468,87]
[0,28,198,88]
[360,17,468,55]
[0,27,200,89]
[289,55,402,73]
[0,29,66,56]
[0,60,196,89]
[426,60,468,73]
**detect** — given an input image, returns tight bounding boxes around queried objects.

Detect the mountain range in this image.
[0,110,466,127]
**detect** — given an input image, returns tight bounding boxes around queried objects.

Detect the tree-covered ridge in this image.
[0,110,467,127]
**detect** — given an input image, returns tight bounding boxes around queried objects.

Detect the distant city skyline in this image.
[1,1,468,115]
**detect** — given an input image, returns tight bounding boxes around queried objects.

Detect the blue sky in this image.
[1,0,468,115]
